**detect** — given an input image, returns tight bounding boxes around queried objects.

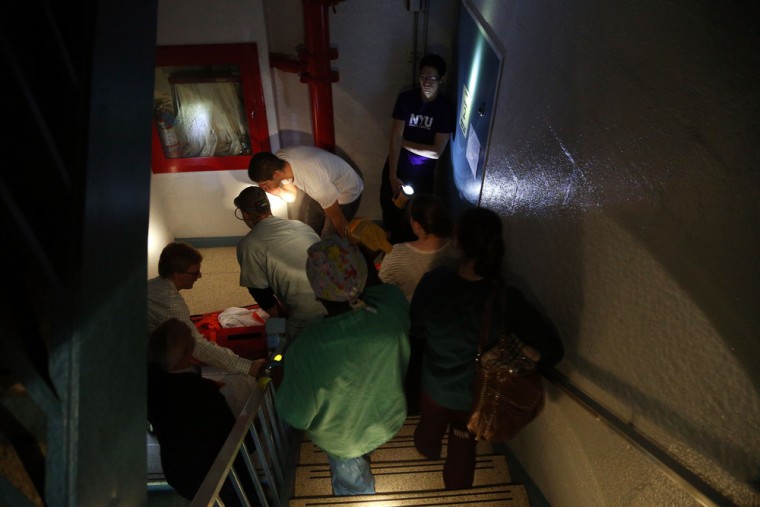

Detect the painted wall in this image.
[148,0,281,274]
[150,0,458,264]
[262,0,458,220]
[149,0,456,263]
[464,0,759,505]
[148,0,759,504]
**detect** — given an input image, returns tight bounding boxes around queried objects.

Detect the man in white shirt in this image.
[147,242,264,377]
[233,186,326,342]
[248,146,364,238]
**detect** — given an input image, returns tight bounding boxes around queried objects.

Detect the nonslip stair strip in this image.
[299,437,494,465]
[294,454,511,497]
[290,415,526,506]
[299,426,494,465]
[288,483,530,506]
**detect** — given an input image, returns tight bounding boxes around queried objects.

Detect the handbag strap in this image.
[476,283,502,358]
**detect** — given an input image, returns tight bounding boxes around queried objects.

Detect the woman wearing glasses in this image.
[380,53,456,244]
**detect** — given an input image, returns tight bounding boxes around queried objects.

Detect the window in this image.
[152,43,270,173]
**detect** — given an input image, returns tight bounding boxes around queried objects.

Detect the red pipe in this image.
[302,0,339,152]
[269,1,341,153]
[269,53,304,74]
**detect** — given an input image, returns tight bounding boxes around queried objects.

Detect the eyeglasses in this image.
[183,270,201,277]
[419,74,441,83]
[234,208,247,220]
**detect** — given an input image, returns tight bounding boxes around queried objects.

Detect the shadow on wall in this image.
[277,129,313,149]
[276,129,365,179]
[467,1,759,504]
[500,214,585,365]
[611,206,760,395]
[572,355,756,482]
[501,211,759,501]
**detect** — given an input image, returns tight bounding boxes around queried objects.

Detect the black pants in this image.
[292,190,362,238]
[380,159,415,244]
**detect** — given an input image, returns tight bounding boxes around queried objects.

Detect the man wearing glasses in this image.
[147,242,265,377]
[233,186,326,342]
[380,53,456,244]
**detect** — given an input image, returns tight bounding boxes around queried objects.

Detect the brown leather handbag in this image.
[467,288,545,442]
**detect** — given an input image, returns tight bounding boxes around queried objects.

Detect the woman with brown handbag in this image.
[409,207,505,490]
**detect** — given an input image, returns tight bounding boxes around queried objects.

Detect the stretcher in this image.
[190,305,268,361]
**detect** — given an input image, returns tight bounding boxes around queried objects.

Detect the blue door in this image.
[448,4,502,217]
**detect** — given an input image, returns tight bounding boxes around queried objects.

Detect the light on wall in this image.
[454,38,490,207]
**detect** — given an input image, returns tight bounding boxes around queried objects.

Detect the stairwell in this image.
[147,249,539,506]
[289,415,531,507]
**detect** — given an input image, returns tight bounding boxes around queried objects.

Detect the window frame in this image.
[151,43,270,173]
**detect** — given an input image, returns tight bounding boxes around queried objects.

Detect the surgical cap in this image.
[306,237,368,309]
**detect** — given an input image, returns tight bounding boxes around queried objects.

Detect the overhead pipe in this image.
[269,0,342,153]
[407,1,428,87]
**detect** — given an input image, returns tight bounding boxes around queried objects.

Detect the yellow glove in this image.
[346,218,392,254]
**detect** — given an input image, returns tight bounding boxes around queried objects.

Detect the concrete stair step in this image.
[299,416,493,465]
[299,436,494,465]
[294,453,511,497]
[289,483,530,506]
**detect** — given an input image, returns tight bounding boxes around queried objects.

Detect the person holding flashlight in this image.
[380,53,456,244]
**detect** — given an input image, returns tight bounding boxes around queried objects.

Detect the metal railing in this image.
[190,379,298,507]
[184,361,743,506]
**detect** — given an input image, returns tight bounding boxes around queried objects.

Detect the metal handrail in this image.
[188,362,741,506]
[191,380,297,507]
[542,367,739,507]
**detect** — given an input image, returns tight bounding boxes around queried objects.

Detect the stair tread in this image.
[289,483,530,506]
[299,437,494,465]
[293,416,520,503]
[294,454,511,497]
[299,416,494,465]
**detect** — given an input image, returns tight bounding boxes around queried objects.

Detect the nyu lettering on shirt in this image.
[392,89,455,148]
[408,113,435,130]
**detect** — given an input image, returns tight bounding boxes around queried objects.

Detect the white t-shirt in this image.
[277,146,364,208]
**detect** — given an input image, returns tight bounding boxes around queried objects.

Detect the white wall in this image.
[155,0,278,139]
[147,180,173,278]
[149,0,281,272]
[468,0,760,505]
[263,0,458,221]
[149,0,760,504]
[150,0,456,251]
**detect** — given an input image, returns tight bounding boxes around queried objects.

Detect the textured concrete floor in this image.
[183,247,253,316]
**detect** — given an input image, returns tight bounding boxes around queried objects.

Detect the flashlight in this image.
[393,183,415,208]
[263,353,283,375]
[258,353,284,389]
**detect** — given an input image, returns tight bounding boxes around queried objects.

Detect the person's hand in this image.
[521,344,542,363]
[248,358,267,377]
[390,177,403,199]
